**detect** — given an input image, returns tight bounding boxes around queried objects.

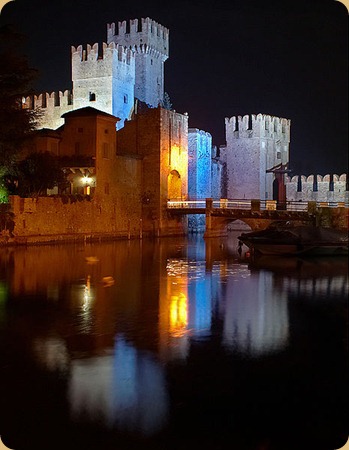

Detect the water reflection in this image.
[250,255,349,301]
[32,336,69,372]
[221,268,289,356]
[161,247,290,359]
[69,335,168,436]
[0,237,347,449]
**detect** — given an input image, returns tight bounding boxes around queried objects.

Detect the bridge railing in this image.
[167,198,349,211]
[167,200,206,208]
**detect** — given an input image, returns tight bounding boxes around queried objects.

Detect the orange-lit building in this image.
[13,105,189,238]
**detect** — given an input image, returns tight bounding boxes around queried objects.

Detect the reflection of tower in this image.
[159,238,216,361]
[159,258,189,361]
[187,238,213,334]
[223,269,289,356]
[69,335,168,435]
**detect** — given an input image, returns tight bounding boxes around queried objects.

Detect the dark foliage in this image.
[0,25,40,169]
[14,152,66,197]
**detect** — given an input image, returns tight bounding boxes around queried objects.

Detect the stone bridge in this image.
[167,198,349,237]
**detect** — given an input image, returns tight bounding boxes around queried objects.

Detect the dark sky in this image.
[1,0,348,175]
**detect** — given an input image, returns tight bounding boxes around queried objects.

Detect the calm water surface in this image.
[0,234,348,450]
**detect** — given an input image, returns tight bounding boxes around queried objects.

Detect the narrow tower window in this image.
[89,92,96,101]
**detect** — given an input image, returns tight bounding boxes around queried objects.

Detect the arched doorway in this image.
[168,170,182,199]
[273,178,279,201]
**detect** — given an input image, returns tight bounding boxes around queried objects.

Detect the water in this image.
[0,235,348,450]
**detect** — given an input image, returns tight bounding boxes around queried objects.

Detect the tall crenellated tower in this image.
[71,42,135,129]
[224,114,291,200]
[107,18,169,108]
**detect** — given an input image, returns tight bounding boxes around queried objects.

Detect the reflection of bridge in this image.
[167,198,349,236]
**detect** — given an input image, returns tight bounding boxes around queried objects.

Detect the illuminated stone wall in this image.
[22,90,73,130]
[188,128,212,231]
[188,128,212,198]
[9,151,142,237]
[211,146,224,200]
[118,106,189,236]
[23,18,168,131]
[224,114,290,200]
[59,108,117,159]
[107,18,169,108]
[285,173,348,203]
[72,43,135,129]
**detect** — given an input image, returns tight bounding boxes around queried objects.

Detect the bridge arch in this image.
[168,170,182,199]
[204,216,279,237]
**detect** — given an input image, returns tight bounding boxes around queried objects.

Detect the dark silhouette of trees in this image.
[14,152,66,197]
[0,25,40,200]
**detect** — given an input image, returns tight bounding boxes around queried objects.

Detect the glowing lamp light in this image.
[82,176,91,184]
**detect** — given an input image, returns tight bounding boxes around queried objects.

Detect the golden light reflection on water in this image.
[1,238,348,444]
[159,258,190,360]
[169,293,188,337]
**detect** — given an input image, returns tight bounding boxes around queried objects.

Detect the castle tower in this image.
[224,114,291,200]
[71,42,135,129]
[107,18,169,108]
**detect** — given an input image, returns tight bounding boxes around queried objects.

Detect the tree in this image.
[0,25,40,177]
[15,152,66,197]
[162,92,173,110]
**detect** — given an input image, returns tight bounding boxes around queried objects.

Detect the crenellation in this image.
[24,89,73,111]
[226,114,291,142]
[118,20,127,35]
[286,173,348,202]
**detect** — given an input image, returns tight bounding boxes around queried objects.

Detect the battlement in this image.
[107,17,169,59]
[225,113,291,140]
[285,173,348,203]
[71,42,133,64]
[189,128,212,139]
[286,174,347,183]
[23,90,73,109]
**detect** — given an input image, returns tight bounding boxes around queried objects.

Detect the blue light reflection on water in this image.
[0,235,348,449]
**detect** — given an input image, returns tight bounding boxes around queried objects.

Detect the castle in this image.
[19,17,347,236]
[24,18,168,130]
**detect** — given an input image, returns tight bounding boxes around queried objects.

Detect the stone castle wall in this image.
[25,18,168,132]
[223,114,290,199]
[116,107,189,235]
[285,173,348,203]
[23,90,73,130]
[9,153,142,238]
[225,114,290,200]
[72,42,135,129]
[107,18,169,107]
[188,128,212,199]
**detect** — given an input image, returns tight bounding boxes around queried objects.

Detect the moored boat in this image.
[238,223,348,256]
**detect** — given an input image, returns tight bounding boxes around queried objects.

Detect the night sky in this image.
[1,0,347,175]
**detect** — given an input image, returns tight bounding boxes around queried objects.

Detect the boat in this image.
[238,223,348,256]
